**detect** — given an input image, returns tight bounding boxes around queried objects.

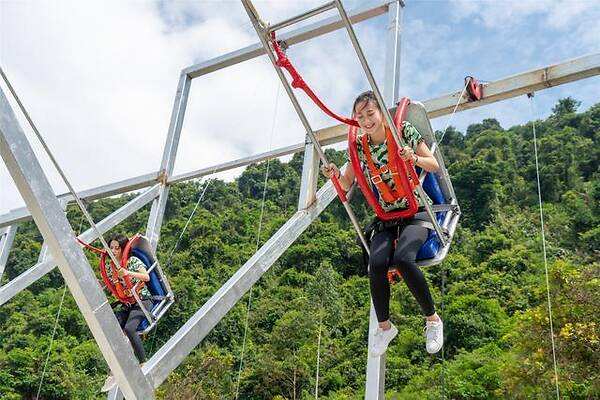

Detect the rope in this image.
[314,311,323,399]
[0,67,122,270]
[164,175,218,267]
[433,79,468,400]
[147,173,217,354]
[270,32,359,128]
[35,213,85,400]
[436,81,469,145]
[234,85,280,400]
[528,93,560,400]
[76,237,105,255]
[35,285,68,400]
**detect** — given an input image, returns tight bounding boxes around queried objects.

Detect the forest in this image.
[0,97,598,399]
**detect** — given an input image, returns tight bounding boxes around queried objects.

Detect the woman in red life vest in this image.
[101,234,152,392]
[322,91,443,357]
[106,234,152,362]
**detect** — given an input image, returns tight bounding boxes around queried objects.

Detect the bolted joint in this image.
[157,170,168,186]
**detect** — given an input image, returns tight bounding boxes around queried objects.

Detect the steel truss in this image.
[1,0,599,399]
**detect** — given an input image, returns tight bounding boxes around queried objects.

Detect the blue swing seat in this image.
[416,172,447,261]
[131,247,167,332]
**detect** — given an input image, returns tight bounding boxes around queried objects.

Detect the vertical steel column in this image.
[240,0,370,252]
[37,199,69,264]
[107,386,123,400]
[365,302,386,397]
[297,136,320,210]
[365,2,402,399]
[332,0,446,246]
[0,225,17,282]
[37,241,50,264]
[146,72,191,250]
[383,1,402,106]
[0,88,154,400]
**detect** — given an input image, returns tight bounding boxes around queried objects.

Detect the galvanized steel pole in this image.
[240,0,370,253]
[0,84,155,400]
[332,0,447,246]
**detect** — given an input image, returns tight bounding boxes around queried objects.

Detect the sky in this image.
[1,0,599,215]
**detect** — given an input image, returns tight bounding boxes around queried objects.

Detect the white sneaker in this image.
[425,318,444,354]
[369,324,398,357]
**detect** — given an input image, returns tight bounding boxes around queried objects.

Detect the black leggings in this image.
[369,222,435,322]
[115,300,152,362]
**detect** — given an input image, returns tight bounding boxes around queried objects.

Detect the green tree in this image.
[552,97,581,117]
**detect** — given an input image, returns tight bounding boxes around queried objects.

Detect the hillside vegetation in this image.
[0,98,598,399]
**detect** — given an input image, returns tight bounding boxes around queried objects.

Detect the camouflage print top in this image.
[349,121,432,212]
[106,256,151,299]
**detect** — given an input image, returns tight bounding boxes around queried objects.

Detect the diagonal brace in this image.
[0,184,160,306]
[109,178,339,391]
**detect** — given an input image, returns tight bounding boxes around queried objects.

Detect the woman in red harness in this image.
[106,234,152,363]
[322,91,444,357]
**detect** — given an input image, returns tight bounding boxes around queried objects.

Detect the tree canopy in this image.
[0,98,598,399]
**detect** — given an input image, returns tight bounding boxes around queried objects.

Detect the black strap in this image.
[405,219,436,231]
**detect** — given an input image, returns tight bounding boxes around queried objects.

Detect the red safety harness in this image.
[361,128,405,204]
[270,34,420,222]
[348,98,420,221]
[77,235,146,305]
[271,33,359,128]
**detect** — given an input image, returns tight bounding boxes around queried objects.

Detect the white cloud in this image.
[1,1,188,212]
[450,0,597,30]
[0,1,323,213]
[1,0,598,217]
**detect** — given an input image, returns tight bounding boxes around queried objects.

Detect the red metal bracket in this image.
[465,76,483,101]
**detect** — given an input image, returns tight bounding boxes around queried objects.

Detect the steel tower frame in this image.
[1,1,599,398]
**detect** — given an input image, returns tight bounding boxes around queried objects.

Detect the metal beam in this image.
[242,0,370,265]
[383,0,402,106]
[37,242,51,264]
[297,137,320,210]
[169,142,303,184]
[279,52,600,146]
[426,53,600,118]
[159,73,192,181]
[0,225,17,282]
[365,302,386,398]
[146,73,192,250]
[37,199,69,265]
[104,70,193,400]
[269,1,336,33]
[183,0,392,79]
[365,1,402,398]
[107,387,123,400]
[0,172,157,229]
[1,53,598,229]
[0,86,154,399]
[0,184,160,306]
[141,179,338,390]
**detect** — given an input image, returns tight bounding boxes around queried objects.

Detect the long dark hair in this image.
[352,90,380,116]
[108,234,128,250]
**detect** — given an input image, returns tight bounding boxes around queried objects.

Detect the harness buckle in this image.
[371,175,383,184]
[380,165,389,174]
[387,268,403,284]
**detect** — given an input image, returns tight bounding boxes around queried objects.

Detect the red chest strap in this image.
[99,249,146,304]
[360,128,410,204]
[347,97,420,221]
